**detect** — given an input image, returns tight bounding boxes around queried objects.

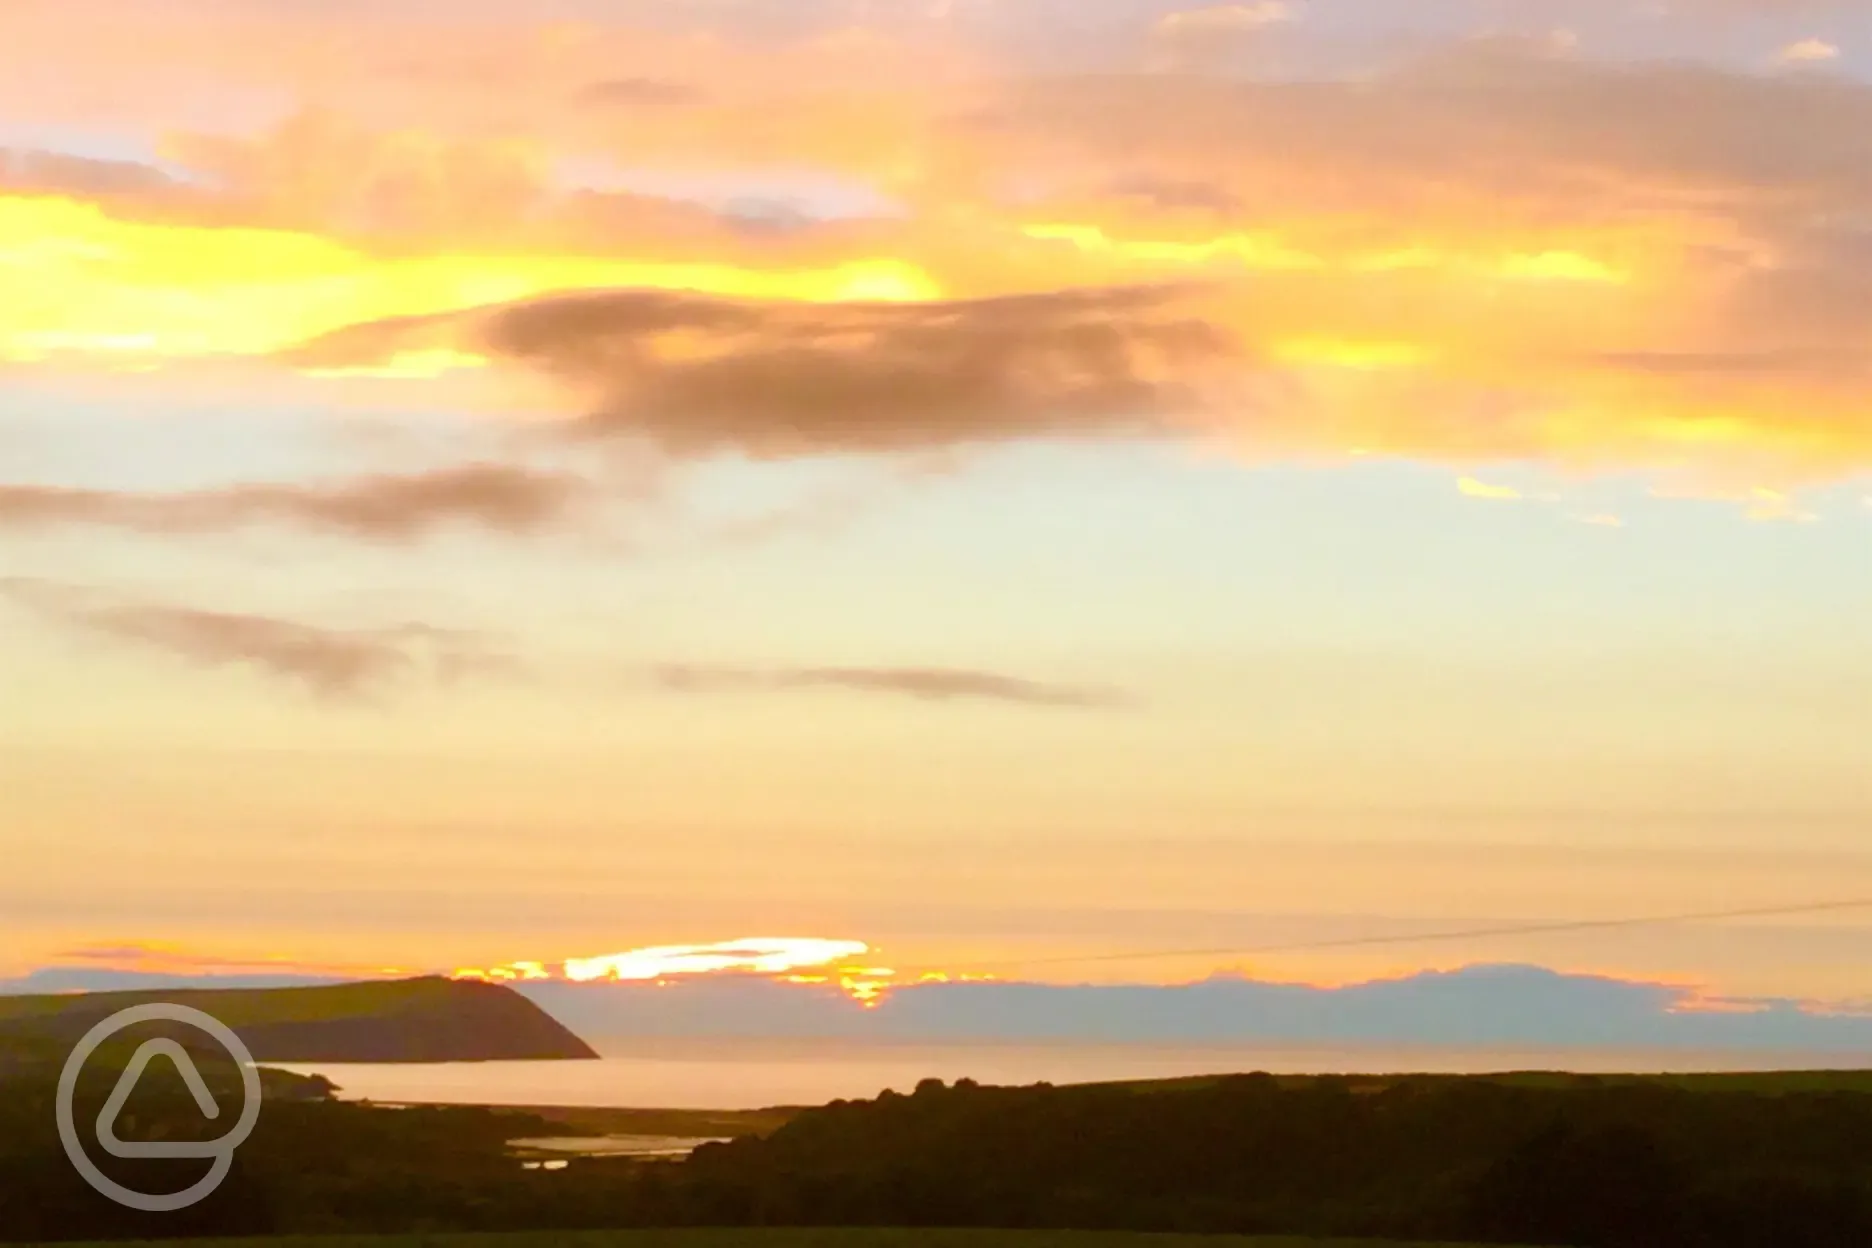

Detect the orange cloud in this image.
[1,28,1870,484]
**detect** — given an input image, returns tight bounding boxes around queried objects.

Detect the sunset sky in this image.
[4,1,1871,1009]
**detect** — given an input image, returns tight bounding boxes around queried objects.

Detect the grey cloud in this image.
[654,664,1133,709]
[1587,349,1872,380]
[0,578,512,699]
[0,463,591,541]
[1105,174,1244,215]
[288,286,1232,457]
[971,43,1872,204]
[0,148,178,197]
[576,77,707,108]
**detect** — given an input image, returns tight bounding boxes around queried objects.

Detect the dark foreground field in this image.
[9,1070,1868,1246]
[52,1231,1518,1248]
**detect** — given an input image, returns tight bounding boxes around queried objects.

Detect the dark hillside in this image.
[681,1074,1872,1247]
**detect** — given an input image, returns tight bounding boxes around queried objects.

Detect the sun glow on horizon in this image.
[451,940,1018,1007]
[457,938,874,995]
[561,937,873,983]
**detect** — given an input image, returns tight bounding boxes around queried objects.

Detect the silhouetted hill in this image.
[0,976,598,1063]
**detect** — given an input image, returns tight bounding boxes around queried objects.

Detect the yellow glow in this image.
[1743,487,1819,524]
[840,973,891,1008]
[458,959,551,982]
[1023,222,1627,285]
[304,348,492,378]
[1457,476,1524,502]
[1271,338,1431,370]
[1349,247,1442,272]
[1022,222,1323,270]
[0,195,939,369]
[1498,250,1627,284]
[1353,245,1629,283]
[1649,481,1824,523]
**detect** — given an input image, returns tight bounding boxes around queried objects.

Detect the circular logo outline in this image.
[56,1003,262,1213]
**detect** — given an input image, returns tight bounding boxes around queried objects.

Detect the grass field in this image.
[52,1232,1521,1248]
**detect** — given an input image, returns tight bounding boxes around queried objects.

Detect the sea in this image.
[273,1038,1872,1110]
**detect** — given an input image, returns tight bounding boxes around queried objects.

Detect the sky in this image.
[3,0,1872,1020]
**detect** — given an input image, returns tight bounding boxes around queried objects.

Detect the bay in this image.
[274,1037,1872,1110]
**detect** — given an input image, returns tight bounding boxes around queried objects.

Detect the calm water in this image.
[509,1135,732,1159]
[275,1038,1871,1109]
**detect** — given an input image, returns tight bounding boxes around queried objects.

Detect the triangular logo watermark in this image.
[96,1038,226,1159]
[56,1003,263,1212]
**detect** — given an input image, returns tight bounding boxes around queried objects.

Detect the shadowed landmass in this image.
[0,976,598,1064]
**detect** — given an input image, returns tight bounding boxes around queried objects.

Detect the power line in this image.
[889,896,1872,979]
